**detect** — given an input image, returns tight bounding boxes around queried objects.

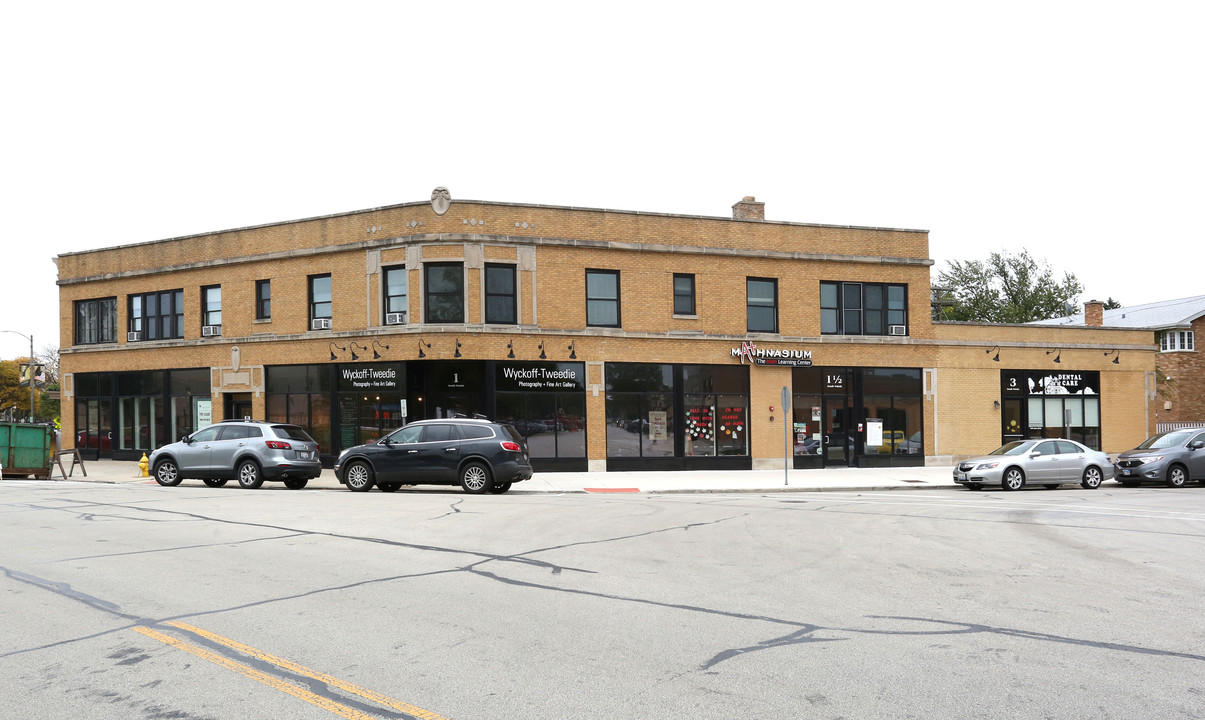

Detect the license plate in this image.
[958,473,967,481]
[299,451,312,460]
[1121,469,1131,476]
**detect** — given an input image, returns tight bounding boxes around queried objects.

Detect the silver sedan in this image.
[953,438,1114,491]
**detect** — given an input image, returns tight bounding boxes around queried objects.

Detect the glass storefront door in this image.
[822,395,852,467]
[76,398,113,460]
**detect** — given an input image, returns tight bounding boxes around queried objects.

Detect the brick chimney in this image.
[732,196,765,221]
[1084,299,1104,327]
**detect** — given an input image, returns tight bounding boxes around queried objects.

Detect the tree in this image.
[0,359,32,420]
[933,248,1085,324]
[1103,297,1123,310]
[36,344,60,386]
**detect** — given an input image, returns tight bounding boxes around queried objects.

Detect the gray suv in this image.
[150,420,322,489]
[1114,429,1205,487]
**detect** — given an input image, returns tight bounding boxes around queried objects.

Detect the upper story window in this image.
[129,290,184,341]
[821,281,908,335]
[201,285,222,333]
[485,264,517,324]
[256,280,271,320]
[586,269,620,328]
[746,277,777,333]
[75,297,117,345]
[673,273,696,316]
[1160,330,1195,352]
[425,263,464,324]
[383,266,408,324]
[309,274,332,330]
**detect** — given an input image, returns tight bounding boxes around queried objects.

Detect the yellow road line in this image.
[133,626,378,720]
[164,621,451,720]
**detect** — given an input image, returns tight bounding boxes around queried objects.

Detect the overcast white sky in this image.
[3,1,1202,361]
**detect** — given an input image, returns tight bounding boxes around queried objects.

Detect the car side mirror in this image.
[1029,451,1042,458]
[182,435,192,444]
[1190,440,1205,450]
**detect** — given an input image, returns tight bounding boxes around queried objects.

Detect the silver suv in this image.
[150,420,322,489]
[1114,429,1205,487]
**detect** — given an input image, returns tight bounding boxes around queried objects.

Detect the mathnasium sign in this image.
[731,342,813,367]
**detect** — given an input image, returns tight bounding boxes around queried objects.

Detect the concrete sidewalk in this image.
[17,459,962,493]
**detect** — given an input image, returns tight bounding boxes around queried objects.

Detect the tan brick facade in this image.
[57,194,1156,469]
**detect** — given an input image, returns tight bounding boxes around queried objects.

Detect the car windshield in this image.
[989,441,1035,456]
[1137,431,1194,449]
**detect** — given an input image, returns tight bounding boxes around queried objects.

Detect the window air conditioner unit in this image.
[889,324,907,336]
[201,325,221,337]
[385,312,406,325]
[127,331,142,342]
[311,318,332,331]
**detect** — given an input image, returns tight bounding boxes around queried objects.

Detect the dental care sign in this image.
[731,341,813,367]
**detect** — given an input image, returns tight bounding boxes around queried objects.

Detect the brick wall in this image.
[56,196,1157,465]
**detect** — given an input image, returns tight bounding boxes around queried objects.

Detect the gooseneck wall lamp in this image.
[328,342,346,361]
[986,346,1000,362]
[417,338,431,358]
[1104,349,1120,364]
[372,340,389,359]
[1047,349,1061,364]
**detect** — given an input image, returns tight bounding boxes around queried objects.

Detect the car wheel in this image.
[345,461,375,492]
[965,483,983,491]
[202,478,228,488]
[1081,466,1103,489]
[237,460,264,489]
[153,460,182,487]
[1001,467,1024,491]
[1166,465,1187,488]
[378,482,401,493]
[489,482,512,494]
[460,462,491,494]
[284,478,308,490]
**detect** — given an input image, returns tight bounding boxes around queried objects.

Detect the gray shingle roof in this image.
[1030,294,1205,329]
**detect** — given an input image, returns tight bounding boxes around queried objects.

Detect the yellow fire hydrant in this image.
[139,453,150,478]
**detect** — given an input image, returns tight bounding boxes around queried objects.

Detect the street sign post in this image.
[781,386,791,486]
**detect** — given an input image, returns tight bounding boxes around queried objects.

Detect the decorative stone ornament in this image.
[431,186,451,215]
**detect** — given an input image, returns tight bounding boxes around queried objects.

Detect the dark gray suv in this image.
[150,420,322,489]
[1114,429,1205,487]
[334,418,532,494]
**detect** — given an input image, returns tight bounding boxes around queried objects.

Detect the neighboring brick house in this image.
[1034,295,1205,432]
[56,190,1154,470]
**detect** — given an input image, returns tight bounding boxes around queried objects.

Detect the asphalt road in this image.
[2,480,1203,719]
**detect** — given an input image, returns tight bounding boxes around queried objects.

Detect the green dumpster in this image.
[0,423,52,479]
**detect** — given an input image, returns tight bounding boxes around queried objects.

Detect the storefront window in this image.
[1005,370,1101,449]
[494,362,586,462]
[606,363,748,463]
[267,365,333,451]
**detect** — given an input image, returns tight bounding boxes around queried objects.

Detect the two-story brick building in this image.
[56,189,1157,471]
